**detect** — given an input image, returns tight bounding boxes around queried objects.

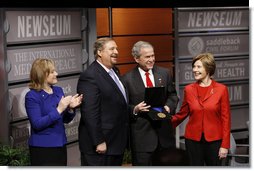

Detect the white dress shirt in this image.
[138,67,155,87]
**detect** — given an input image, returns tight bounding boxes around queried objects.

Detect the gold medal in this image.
[157,112,166,118]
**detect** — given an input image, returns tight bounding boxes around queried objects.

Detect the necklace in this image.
[43,87,53,94]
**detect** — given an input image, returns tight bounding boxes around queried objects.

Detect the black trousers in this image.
[29,145,67,166]
[131,151,153,166]
[185,135,222,166]
[80,152,124,166]
[132,141,165,166]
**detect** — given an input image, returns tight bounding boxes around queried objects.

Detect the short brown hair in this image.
[192,53,216,76]
[93,37,115,59]
[28,58,55,91]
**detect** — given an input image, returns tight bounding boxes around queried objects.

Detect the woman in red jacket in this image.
[171,53,231,166]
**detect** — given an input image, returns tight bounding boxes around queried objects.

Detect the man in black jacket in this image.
[122,41,179,166]
[77,37,129,166]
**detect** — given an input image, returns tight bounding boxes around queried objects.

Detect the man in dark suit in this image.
[122,41,179,166]
[77,37,129,166]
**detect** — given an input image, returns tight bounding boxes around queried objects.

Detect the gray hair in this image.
[131,41,154,58]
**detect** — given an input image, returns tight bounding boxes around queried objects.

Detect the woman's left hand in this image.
[218,147,228,159]
[69,94,83,108]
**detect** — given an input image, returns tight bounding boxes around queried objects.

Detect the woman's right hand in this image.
[57,96,72,114]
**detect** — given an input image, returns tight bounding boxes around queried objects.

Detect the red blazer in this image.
[171,80,231,149]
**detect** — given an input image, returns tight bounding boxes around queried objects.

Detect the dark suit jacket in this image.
[77,61,129,155]
[122,65,179,152]
[171,80,231,149]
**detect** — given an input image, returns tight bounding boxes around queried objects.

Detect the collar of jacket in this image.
[193,79,217,105]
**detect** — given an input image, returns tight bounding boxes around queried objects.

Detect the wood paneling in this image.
[96,8,175,79]
[112,8,172,35]
[114,35,173,64]
[117,63,137,75]
[96,8,109,37]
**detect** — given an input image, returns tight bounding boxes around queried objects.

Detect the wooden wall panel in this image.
[96,8,109,37]
[114,35,173,64]
[117,63,136,75]
[96,8,175,79]
[112,8,172,35]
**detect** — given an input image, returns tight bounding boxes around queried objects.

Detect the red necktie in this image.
[145,72,153,87]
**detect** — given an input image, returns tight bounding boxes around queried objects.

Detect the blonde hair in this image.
[28,58,55,91]
[192,53,216,76]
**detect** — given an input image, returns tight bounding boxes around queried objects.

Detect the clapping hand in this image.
[69,94,83,108]
[57,94,83,114]
[57,95,72,114]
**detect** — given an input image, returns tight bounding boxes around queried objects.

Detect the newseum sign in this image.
[9,76,79,121]
[177,7,249,32]
[175,7,249,141]
[179,57,249,84]
[11,120,30,148]
[5,10,82,44]
[7,42,82,83]
[179,81,249,107]
[178,32,249,58]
